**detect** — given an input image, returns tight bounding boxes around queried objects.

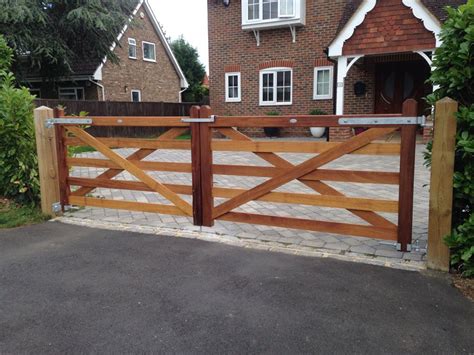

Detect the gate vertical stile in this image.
[190,106,203,226]
[54,107,70,211]
[199,106,215,227]
[397,99,418,251]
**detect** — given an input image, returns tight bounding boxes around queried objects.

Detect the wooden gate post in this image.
[34,106,61,216]
[53,107,70,211]
[397,99,418,252]
[190,106,202,225]
[427,98,458,272]
[199,106,215,227]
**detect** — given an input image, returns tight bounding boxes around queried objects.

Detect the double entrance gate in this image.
[54,100,421,252]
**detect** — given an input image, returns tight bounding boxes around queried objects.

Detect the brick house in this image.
[208,0,463,139]
[26,0,188,103]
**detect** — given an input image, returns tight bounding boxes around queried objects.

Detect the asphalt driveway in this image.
[0,222,472,354]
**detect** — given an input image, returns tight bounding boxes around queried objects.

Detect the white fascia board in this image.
[93,0,144,80]
[328,0,442,57]
[143,0,189,89]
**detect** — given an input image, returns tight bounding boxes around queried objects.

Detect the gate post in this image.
[427,98,458,272]
[34,106,61,216]
[53,107,70,211]
[397,99,418,252]
[199,106,215,227]
[190,106,203,225]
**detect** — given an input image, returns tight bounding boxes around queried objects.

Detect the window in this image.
[225,72,241,102]
[248,0,260,20]
[245,0,296,22]
[58,87,84,100]
[128,38,137,59]
[142,41,156,62]
[313,66,333,100]
[131,90,141,102]
[259,68,292,105]
[29,88,41,98]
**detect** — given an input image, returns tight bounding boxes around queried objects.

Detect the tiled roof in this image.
[336,0,464,38]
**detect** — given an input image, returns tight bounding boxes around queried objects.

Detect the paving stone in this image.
[374,250,404,259]
[324,242,350,251]
[349,245,376,255]
[300,240,325,248]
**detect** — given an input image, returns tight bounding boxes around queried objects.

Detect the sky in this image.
[149,0,209,72]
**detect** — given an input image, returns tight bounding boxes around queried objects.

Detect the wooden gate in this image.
[43,100,420,252]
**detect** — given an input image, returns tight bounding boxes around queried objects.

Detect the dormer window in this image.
[242,0,304,30]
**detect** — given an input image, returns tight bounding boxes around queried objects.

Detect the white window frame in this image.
[131,90,141,102]
[225,72,241,103]
[259,67,293,106]
[58,87,85,101]
[128,38,137,59]
[245,0,295,22]
[142,41,156,62]
[313,66,334,100]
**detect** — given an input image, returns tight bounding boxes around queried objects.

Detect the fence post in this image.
[53,107,70,211]
[190,106,202,226]
[427,98,458,272]
[397,99,418,252]
[34,106,61,216]
[199,106,215,227]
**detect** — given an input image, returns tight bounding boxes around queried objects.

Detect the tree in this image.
[0,0,137,81]
[170,36,206,102]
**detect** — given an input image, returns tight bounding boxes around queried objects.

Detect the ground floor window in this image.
[259,68,292,106]
[225,72,241,102]
[58,87,84,100]
[313,66,333,100]
[131,90,141,102]
[29,88,41,98]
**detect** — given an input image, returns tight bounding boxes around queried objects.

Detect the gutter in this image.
[89,78,106,101]
[178,87,188,103]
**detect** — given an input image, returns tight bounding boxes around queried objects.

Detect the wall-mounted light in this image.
[223,0,230,6]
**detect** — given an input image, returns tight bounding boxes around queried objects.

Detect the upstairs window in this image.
[260,68,292,106]
[142,41,156,62]
[246,0,295,22]
[128,38,137,59]
[225,72,241,102]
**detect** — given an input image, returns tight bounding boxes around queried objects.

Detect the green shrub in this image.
[309,109,327,115]
[0,36,39,205]
[428,1,474,277]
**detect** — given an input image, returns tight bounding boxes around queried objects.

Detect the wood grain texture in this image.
[213,127,397,219]
[397,99,418,251]
[190,106,203,225]
[216,127,396,228]
[65,116,189,127]
[199,106,215,227]
[66,137,191,150]
[219,212,398,240]
[66,126,193,216]
[428,98,458,271]
[69,196,187,216]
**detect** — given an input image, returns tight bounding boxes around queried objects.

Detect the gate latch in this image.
[45,118,92,128]
[181,115,216,123]
[338,116,426,126]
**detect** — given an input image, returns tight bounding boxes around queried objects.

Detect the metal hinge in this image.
[181,115,216,123]
[338,116,425,126]
[396,243,412,252]
[45,118,93,128]
[52,202,62,214]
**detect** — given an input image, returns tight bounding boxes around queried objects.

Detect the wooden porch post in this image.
[427,98,458,271]
[397,99,418,252]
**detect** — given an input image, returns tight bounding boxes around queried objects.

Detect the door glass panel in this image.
[383,71,396,100]
[403,72,415,99]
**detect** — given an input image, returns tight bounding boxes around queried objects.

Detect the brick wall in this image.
[101,7,181,102]
[343,0,436,56]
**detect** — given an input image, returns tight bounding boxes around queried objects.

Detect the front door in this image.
[375,61,431,115]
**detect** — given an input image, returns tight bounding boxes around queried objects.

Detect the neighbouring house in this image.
[208,0,463,139]
[25,0,188,103]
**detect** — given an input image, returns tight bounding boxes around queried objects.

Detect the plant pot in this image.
[310,127,326,138]
[264,127,280,138]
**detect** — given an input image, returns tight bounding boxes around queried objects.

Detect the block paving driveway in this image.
[66,143,430,264]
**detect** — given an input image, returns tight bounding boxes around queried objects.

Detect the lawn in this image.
[0,199,50,229]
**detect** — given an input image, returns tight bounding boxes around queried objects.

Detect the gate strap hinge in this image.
[45,118,92,128]
[339,116,425,126]
[181,115,216,123]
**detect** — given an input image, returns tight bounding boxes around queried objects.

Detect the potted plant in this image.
[264,111,281,138]
[309,109,327,138]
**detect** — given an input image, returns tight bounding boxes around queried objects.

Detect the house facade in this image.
[208,0,463,139]
[26,0,188,103]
